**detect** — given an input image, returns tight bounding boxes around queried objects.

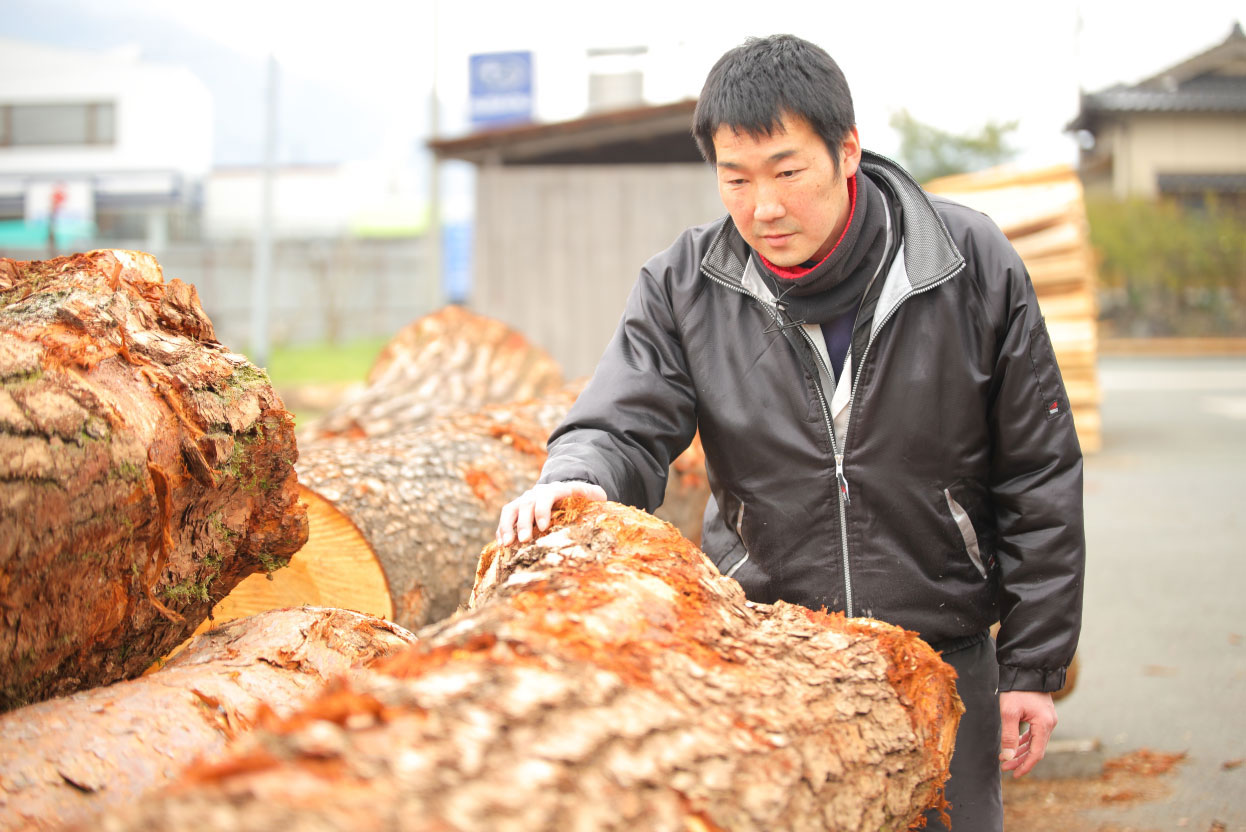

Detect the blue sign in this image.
[469,51,533,128]
[442,221,473,304]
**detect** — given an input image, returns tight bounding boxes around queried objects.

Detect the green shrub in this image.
[1086,196,1246,336]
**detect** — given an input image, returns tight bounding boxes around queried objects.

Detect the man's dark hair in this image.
[692,34,856,170]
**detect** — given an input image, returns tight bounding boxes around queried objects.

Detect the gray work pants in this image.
[922,634,1004,831]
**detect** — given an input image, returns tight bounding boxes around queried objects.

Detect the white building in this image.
[203,161,426,241]
[0,38,213,252]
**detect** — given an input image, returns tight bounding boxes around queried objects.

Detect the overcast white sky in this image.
[120,0,1244,168]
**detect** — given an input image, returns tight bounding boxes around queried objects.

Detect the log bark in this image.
[0,250,308,710]
[204,391,709,637]
[301,305,710,542]
[0,607,415,832]
[300,306,565,441]
[93,500,962,832]
[284,393,575,630]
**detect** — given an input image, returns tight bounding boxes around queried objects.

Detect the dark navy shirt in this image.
[821,310,855,383]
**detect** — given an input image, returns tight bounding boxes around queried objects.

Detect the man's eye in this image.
[778,169,800,178]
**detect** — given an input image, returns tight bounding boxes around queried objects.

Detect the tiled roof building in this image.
[1068,23,1246,204]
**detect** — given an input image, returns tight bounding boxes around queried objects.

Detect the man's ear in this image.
[840,127,862,178]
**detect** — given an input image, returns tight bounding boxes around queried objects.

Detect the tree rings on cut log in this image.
[0,250,308,710]
[94,499,961,832]
[181,485,394,637]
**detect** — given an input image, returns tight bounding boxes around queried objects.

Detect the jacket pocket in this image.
[722,498,750,577]
[1028,318,1069,422]
[702,493,741,572]
[943,487,988,579]
[701,492,776,602]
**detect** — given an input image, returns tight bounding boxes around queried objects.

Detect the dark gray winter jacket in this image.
[539,151,1084,692]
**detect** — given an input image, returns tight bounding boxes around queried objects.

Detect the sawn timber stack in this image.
[926,165,1103,452]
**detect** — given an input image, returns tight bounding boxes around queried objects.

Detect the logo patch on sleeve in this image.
[1048,400,1060,416]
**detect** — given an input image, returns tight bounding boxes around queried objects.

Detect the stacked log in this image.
[0,608,415,832]
[205,392,577,635]
[200,393,712,640]
[90,499,962,832]
[300,305,564,441]
[926,166,1103,452]
[0,251,307,710]
[195,307,712,643]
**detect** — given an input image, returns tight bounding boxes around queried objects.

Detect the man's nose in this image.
[753,186,786,223]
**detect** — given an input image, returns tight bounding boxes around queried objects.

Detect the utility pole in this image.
[426,0,443,315]
[251,54,278,368]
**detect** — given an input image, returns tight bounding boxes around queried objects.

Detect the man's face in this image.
[712,114,861,268]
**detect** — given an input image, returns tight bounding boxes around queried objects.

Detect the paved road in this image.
[1050,356,1246,828]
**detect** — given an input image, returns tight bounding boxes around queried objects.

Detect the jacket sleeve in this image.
[537,255,699,512]
[983,231,1086,693]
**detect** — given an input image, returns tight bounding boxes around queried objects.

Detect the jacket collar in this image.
[700,150,965,296]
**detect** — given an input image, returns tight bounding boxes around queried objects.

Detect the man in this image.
[497,34,1083,831]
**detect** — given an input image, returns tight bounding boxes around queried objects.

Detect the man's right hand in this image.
[496,481,608,545]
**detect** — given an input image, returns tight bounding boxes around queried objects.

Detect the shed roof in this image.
[428,99,703,165]
[1068,22,1246,129]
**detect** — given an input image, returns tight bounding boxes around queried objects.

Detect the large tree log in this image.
[0,607,415,832]
[208,393,577,633]
[202,390,710,638]
[0,251,308,710]
[96,500,961,832]
[300,305,710,542]
[300,306,564,441]
[186,307,708,646]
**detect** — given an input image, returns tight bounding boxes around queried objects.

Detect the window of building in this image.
[0,102,116,147]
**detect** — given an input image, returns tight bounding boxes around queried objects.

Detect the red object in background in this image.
[48,184,67,254]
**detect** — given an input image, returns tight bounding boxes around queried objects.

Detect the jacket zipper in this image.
[699,266,854,615]
[793,324,856,615]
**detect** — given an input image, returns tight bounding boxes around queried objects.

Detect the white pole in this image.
[427,0,443,315]
[251,54,278,368]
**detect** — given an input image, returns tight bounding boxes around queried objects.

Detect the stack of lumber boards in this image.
[926,165,1103,453]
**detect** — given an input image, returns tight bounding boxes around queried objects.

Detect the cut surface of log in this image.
[94,500,961,832]
[186,485,395,633]
[0,251,307,710]
[301,306,564,441]
[0,607,415,832]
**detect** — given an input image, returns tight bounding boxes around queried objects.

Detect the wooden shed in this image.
[432,106,1101,452]
[430,100,723,378]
